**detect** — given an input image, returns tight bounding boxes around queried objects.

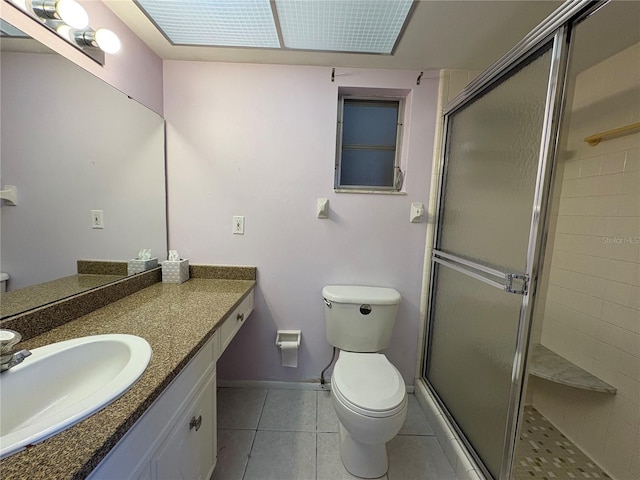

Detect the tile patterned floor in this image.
[213,388,457,480]
[514,406,610,480]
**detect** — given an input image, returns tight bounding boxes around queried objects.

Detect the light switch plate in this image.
[91,210,104,229]
[232,215,245,235]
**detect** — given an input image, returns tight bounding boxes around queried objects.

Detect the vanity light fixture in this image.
[30,0,89,29]
[6,0,121,64]
[74,28,121,54]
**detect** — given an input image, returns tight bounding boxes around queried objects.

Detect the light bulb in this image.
[10,0,28,12]
[56,24,73,41]
[54,0,88,29]
[94,28,120,54]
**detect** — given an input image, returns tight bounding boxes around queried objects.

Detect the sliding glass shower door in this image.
[424,40,563,479]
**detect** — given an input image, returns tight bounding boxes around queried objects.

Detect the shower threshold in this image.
[515,406,610,479]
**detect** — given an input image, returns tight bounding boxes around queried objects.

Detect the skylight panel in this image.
[275,0,414,54]
[135,0,280,48]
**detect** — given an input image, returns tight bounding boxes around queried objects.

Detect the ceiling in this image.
[105,0,562,72]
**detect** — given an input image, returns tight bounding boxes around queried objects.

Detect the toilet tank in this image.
[323,285,401,352]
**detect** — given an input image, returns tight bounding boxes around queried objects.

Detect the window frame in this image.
[335,94,405,193]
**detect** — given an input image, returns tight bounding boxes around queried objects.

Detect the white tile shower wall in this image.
[164,62,439,385]
[533,43,640,480]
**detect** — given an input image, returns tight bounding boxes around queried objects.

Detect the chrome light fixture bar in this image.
[5,0,122,65]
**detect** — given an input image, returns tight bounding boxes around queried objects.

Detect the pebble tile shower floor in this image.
[515,406,610,480]
[212,387,458,480]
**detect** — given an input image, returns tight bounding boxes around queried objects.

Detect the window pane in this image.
[340,149,395,186]
[342,101,398,146]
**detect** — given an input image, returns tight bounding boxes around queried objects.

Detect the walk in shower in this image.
[422,1,639,479]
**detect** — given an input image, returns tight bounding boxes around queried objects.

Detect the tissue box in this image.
[162,259,189,284]
[127,258,158,275]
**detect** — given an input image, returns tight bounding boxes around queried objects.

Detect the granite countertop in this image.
[0,277,255,480]
[0,274,125,319]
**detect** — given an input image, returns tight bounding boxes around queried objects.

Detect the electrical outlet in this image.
[232,215,244,235]
[91,210,104,229]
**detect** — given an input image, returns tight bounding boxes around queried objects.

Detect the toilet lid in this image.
[332,352,406,416]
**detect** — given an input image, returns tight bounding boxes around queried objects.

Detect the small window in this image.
[335,96,404,192]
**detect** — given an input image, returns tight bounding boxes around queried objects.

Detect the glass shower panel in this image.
[438,47,553,273]
[428,265,524,477]
[427,44,555,479]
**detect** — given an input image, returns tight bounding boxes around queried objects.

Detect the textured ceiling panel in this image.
[275,0,413,54]
[135,0,280,48]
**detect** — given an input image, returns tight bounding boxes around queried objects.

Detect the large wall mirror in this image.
[0,18,167,318]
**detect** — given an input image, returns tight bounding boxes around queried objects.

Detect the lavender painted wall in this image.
[164,62,438,384]
[0,0,163,114]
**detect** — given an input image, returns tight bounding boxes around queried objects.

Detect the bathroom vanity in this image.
[88,289,254,480]
[0,269,255,480]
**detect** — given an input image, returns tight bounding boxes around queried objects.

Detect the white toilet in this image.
[323,285,407,479]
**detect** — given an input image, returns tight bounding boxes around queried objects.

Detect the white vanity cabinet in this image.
[152,374,216,480]
[88,289,254,480]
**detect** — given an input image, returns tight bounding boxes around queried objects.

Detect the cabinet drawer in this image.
[219,289,254,356]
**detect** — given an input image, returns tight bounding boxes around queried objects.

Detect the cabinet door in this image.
[152,373,216,480]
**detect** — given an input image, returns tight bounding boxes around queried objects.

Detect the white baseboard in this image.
[217,380,330,390]
[414,379,485,480]
[218,379,415,394]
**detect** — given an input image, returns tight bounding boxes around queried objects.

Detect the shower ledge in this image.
[529,344,617,394]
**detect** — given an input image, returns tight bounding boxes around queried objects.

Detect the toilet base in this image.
[338,422,388,479]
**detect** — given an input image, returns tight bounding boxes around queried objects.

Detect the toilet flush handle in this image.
[323,298,332,308]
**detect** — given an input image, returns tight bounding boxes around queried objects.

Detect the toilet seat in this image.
[332,352,406,418]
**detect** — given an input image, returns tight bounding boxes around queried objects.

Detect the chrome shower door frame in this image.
[421,1,607,478]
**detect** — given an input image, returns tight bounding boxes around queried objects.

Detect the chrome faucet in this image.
[0,329,32,372]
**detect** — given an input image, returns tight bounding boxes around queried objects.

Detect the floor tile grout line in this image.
[241,430,257,480]
[241,388,269,480]
[254,388,270,431]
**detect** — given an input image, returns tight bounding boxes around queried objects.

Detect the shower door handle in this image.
[432,250,529,295]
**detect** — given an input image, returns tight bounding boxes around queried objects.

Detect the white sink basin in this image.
[0,334,152,459]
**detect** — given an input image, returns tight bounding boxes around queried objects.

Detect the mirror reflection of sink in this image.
[0,334,152,459]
